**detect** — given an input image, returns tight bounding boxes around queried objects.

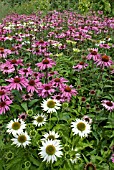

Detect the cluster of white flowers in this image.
[6,118,31,148]
[39,131,63,163]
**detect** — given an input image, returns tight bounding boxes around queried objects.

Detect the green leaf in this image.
[10,104,22,111]
[82,154,89,163]
[29,156,40,167]
[21,102,28,111]
[28,99,39,107]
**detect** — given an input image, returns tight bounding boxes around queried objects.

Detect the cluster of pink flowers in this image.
[0,86,12,114]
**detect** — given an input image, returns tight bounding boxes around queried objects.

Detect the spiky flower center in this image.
[4,67,9,70]
[47,100,56,108]
[47,135,55,140]
[65,86,71,92]
[18,135,27,143]
[25,94,30,99]
[85,163,96,170]
[102,55,109,62]
[0,101,6,107]
[6,152,14,159]
[55,78,60,82]
[0,90,5,95]
[84,118,90,122]
[106,101,113,107]
[0,47,4,51]
[29,80,35,86]
[14,77,21,83]
[91,51,97,55]
[79,61,84,65]
[43,59,49,64]
[11,59,17,64]
[39,40,44,44]
[12,122,21,130]
[56,96,61,100]
[46,145,56,155]
[36,116,44,122]
[10,47,16,52]
[20,115,26,119]
[23,69,28,73]
[44,85,50,90]
[77,122,86,131]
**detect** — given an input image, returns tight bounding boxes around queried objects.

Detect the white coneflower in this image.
[70,148,80,164]
[41,131,60,142]
[6,118,26,136]
[11,131,31,148]
[71,119,91,138]
[39,140,63,163]
[33,113,47,127]
[41,98,61,113]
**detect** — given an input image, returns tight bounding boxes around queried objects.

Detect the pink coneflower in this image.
[0,99,12,114]
[6,76,28,91]
[0,86,11,101]
[22,93,33,101]
[95,55,113,68]
[0,62,15,74]
[111,69,114,74]
[48,71,59,78]
[101,100,114,112]
[50,77,68,88]
[73,61,88,71]
[87,48,100,61]
[60,85,78,101]
[111,154,114,163]
[36,58,56,70]
[18,113,27,121]
[26,79,42,93]
[52,94,65,103]
[82,115,92,124]
[99,44,110,49]
[8,59,23,66]
[38,83,55,98]
[32,72,44,79]
[0,48,11,58]
[18,67,33,77]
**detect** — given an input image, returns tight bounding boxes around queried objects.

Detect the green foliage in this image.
[12,0,50,15]
[0,1,12,22]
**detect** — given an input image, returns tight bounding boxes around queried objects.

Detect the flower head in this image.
[6,76,28,91]
[39,140,63,163]
[33,113,47,127]
[0,99,12,114]
[42,131,60,141]
[71,119,91,138]
[11,131,31,148]
[36,58,56,70]
[41,98,61,113]
[6,118,26,135]
[95,55,113,69]
[101,100,114,112]
[73,61,88,71]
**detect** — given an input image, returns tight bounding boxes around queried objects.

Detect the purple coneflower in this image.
[38,83,55,98]
[26,79,42,93]
[73,61,88,71]
[95,55,113,68]
[60,85,77,102]
[6,76,28,91]
[101,100,114,112]
[18,67,33,77]
[0,99,12,114]
[36,58,56,70]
